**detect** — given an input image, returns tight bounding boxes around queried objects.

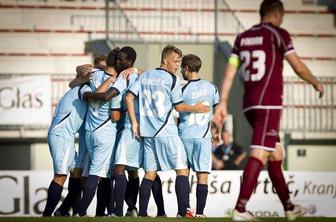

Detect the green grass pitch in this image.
[0,217,335,222]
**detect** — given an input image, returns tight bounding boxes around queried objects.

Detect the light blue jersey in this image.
[81,69,120,177]
[128,68,183,137]
[48,84,88,174]
[113,73,142,169]
[178,79,219,138]
[48,85,88,139]
[112,73,139,128]
[83,69,120,132]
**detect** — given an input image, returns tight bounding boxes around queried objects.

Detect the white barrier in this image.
[0,76,51,125]
[0,171,335,217]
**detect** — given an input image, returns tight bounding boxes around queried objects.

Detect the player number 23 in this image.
[142,90,165,118]
[240,50,266,82]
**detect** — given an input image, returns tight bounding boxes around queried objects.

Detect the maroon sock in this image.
[268,160,294,211]
[235,156,263,213]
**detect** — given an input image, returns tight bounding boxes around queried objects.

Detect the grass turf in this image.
[0,218,335,222]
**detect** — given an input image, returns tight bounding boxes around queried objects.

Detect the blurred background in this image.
[0,0,335,173]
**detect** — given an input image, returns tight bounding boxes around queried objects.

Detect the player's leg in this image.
[114,127,141,217]
[114,164,127,216]
[139,171,157,216]
[268,143,305,220]
[74,129,115,216]
[192,138,212,217]
[56,134,87,217]
[173,137,190,217]
[175,168,190,217]
[43,135,76,216]
[54,168,82,216]
[196,172,208,217]
[96,177,111,216]
[43,174,68,216]
[125,169,139,217]
[151,174,166,216]
[138,137,158,217]
[233,109,273,221]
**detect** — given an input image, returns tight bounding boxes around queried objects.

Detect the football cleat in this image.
[125,208,138,217]
[232,209,258,221]
[53,209,70,217]
[195,214,206,218]
[285,204,306,221]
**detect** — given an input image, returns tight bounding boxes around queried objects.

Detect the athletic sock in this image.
[268,160,294,211]
[125,177,139,211]
[74,175,99,216]
[138,178,153,216]
[235,157,263,213]
[96,178,111,216]
[175,175,190,216]
[152,175,166,216]
[42,181,63,216]
[114,174,127,216]
[196,184,208,215]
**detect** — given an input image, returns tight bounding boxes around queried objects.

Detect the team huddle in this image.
[43,0,325,220]
[43,45,216,218]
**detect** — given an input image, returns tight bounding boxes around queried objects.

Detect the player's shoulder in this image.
[262,23,291,37]
[206,80,218,93]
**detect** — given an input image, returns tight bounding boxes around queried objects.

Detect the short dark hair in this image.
[94,54,107,66]
[161,45,182,63]
[120,46,137,66]
[106,47,120,67]
[259,0,284,18]
[181,54,202,73]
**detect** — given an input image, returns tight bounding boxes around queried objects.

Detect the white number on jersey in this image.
[188,101,210,126]
[240,50,266,82]
[142,89,166,118]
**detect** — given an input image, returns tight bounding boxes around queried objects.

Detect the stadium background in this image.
[0,0,335,218]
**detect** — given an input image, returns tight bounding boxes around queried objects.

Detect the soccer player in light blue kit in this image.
[86,46,141,217]
[178,54,219,217]
[125,45,210,217]
[73,48,122,216]
[42,76,90,216]
[54,55,108,217]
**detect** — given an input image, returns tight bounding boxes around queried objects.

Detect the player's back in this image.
[233,23,293,110]
[85,69,118,132]
[178,79,219,138]
[136,68,182,137]
[117,73,139,128]
[48,85,88,139]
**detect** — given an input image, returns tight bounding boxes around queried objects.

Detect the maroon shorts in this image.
[245,109,281,151]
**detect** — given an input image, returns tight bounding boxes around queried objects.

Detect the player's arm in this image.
[213,55,239,129]
[111,109,122,122]
[121,67,145,79]
[286,52,324,98]
[125,91,140,139]
[82,88,119,102]
[69,64,93,88]
[174,102,210,113]
[96,76,117,93]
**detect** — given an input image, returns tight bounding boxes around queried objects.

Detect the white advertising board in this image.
[0,171,335,217]
[0,76,51,125]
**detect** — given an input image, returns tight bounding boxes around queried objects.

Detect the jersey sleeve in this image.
[171,76,183,105]
[127,77,140,97]
[79,84,92,100]
[89,70,104,91]
[279,28,295,56]
[110,76,126,96]
[110,94,122,110]
[231,35,241,57]
[213,84,220,107]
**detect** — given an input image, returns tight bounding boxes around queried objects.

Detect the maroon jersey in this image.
[232,23,294,111]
